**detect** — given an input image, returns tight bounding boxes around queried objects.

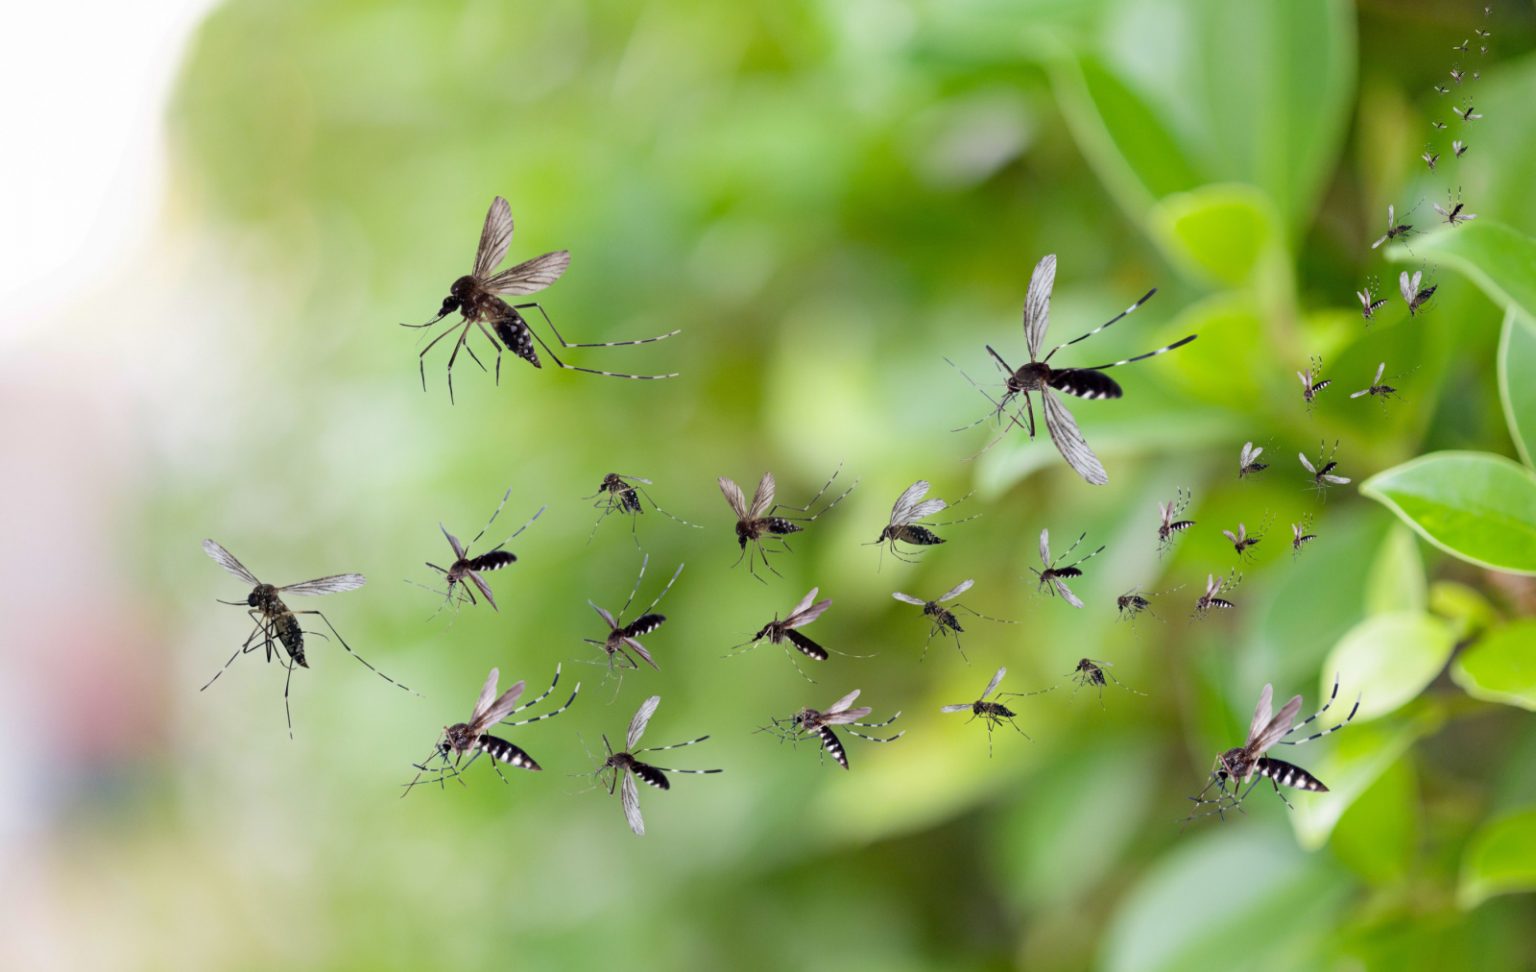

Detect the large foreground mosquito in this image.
[1031,528,1104,609]
[955,254,1197,485]
[718,466,856,579]
[202,539,411,735]
[764,689,903,770]
[940,667,1045,755]
[1193,570,1242,618]
[1157,488,1196,554]
[421,489,544,614]
[1400,269,1437,316]
[1297,355,1331,409]
[1066,658,1145,709]
[869,480,977,563]
[586,473,699,548]
[403,665,579,793]
[584,555,684,676]
[1299,440,1351,497]
[1185,677,1359,823]
[1350,362,1399,404]
[1238,441,1269,479]
[729,587,836,679]
[891,579,1016,660]
[402,196,679,400]
[596,696,721,836]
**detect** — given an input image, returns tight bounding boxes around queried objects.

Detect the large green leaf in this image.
[1361,452,1536,575]
[1499,308,1536,468]
[1148,184,1279,287]
[1459,807,1536,910]
[1389,221,1536,327]
[1320,612,1456,723]
[1452,620,1536,712]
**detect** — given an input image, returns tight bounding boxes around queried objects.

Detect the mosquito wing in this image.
[891,592,927,607]
[472,196,515,280]
[484,250,571,296]
[1241,442,1263,465]
[476,677,529,732]
[1251,693,1304,755]
[1246,683,1274,748]
[827,689,862,714]
[202,539,260,586]
[1323,473,1351,485]
[466,570,498,610]
[1039,528,1052,567]
[1041,389,1108,486]
[748,472,777,519]
[628,695,661,749]
[280,573,366,596]
[786,595,833,629]
[1221,528,1239,545]
[982,666,1007,700]
[590,602,619,631]
[439,523,466,560]
[1298,452,1317,475]
[888,480,931,527]
[1399,271,1419,305]
[718,476,748,520]
[1023,253,1057,360]
[1052,576,1084,609]
[823,706,873,725]
[786,587,821,621]
[939,703,973,713]
[938,578,975,602]
[621,769,645,836]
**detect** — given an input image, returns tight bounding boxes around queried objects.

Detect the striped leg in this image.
[768,463,857,524]
[1041,288,1158,362]
[518,303,680,380]
[636,735,712,757]
[294,609,416,696]
[499,668,580,728]
[1278,675,1359,746]
[1075,333,1198,372]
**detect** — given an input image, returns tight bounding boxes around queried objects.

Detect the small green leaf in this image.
[1499,308,1536,468]
[1361,451,1536,576]
[1459,807,1536,910]
[1328,757,1417,885]
[1429,580,1501,639]
[1453,620,1536,712]
[1388,221,1536,326]
[1149,184,1277,287]
[1321,612,1456,722]
[1363,524,1425,616]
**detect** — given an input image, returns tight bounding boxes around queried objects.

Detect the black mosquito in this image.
[1031,528,1104,609]
[596,696,721,837]
[403,665,578,794]
[1432,120,1449,131]
[1453,39,1470,53]
[1299,440,1351,496]
[1193,570,1242,617]
[584,554,684,678]
[1400,269,1437,317]
[1421,148,1439,170]
[1356,280,1387,322]
[1291,518,1318,556]
[1157,488,1196,554]
[729,587,837,680]
[585,473,700,548]
[1371,204,1412,249]
[1067,658,1145,708]
[1117,586,1177,621]
[940,667,1047,755]
[1454,104,1483,123]
[202,539,411,736]
[1221,517,1268,562]
[1453,140,1468,159]
[1432,85,1450,97]
[1297,355,1331,409]
[1476,27,1490,38]
[718,465,856,580]
[421,489,544,614]
[1350,362,1399,404]
[764,689,903,770]
[1450,67,1467,85]
[1185,677,1359,822]
[1435,191,1477,225]
[954,253,1196,485]
[402,196,679,400]
[892,579,1017,660]
[869,480,978,563]
[1238,441,1269,479]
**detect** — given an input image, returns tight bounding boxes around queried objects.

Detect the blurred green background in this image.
[12,0,1536,969]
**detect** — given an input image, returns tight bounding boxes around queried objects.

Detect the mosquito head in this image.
[734,520,754,548]
[1216,748,1246,781]
[247,583,280,609]
[448,275,479,303]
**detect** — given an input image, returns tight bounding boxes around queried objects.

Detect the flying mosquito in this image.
[1400,269,1437,316]
[1193,570,1242,617]
[891,579,1016,660]
[763,689,904,770]
[1371,205,1412,249]
[1291,518,1318,556]
[1031,528,1104,609]
[583,555,684,677]
[1454,104,1482,122]
[1431,85,1449,97]
[718,466,856,579]
[1066,658,1145,708]
[1297,355,1331,409]
[202,539,411,735]
[1156,488,1196,554]
[729,587,836,679]
[1300,440,1351,496]
[954,253,1197,485]
[1435,191,1477,225]
[1476,27,1490,38]
[1239,441,1269,479]
[1449,66,1467,85]
[420,489,544,614]
[940,667,1046,755]
[1221,519,1267,561]
[402,665,579,793]
[1431,120,1449,130]
[402,196,679,400]
[595,696,722,837]
[1117,587,1166,621]
[1185,677,1359,822]
[585,473,700,547]
[1453,140,1468,158]
[1350,362,1399,403]
[869,480,978,563]
[1357,280,1387,321]
[1453,38,1470,53]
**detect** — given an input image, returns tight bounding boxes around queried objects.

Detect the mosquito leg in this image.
[282,656,296,738]
[416,320,468,393]
[297,610,418,695]
[525,321,679,380]
[516,302,680,348]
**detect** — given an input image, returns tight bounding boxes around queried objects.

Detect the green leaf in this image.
[1363,524,1425,616]
[1388,221,1536,327]
[1459,807,1536,910]
[1500,308,1536,468]
[1320,612,1456,723]
[1361,451,1536,576]
[1148,184,1278,287]
[1453,620,1536,712]
[1328,757,1417,885]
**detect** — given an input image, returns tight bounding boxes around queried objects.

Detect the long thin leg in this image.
[618,555,650,620]
[517,302,681,348]
[637,735,711,753]
[1075,334,1198,373]
[523,311,679,380]
[500,681,581,729]
[1041,288,1157,362]
[502,664,565,719]
[637,562,684,617]
[768,464,857,523]
[296,610,417,695]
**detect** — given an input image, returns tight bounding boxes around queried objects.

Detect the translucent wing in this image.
[466,570,498,610]
[439,523,466,560]
[628,695,661,749]
[1052,576,1084,609]
[828,689,862,714]
[202,539,260,586]
[1252,694,1305,754]
[748,472,777,519]
[1023,253,1057,359]
[823,706,873,725]
[892,592,927,606]
[484,250,571,296]
[982,666,1007,700]
[787,595,832,628]
[1039,528,1052,567]
[1323,473,1352,485]
[1433,203,1450,219]
[787,587,820,620]
[888,480,930,526]
[470,667,501,725]
[476,677,528,732]
[1221,529,1239,545]
[1399,271,1418,305]
[1298,452,1317,474]
[621,769,645,836]
[938,578,975,602]
[906,499,948,523]
[718,477,748,519]
[590,602,618,630]
[280,573,366,596]
[1042,389,1108,486]
[1246,683,1274,747]
[1205,574,1219,597]
[472,196,514,279]
[940,703,973,713]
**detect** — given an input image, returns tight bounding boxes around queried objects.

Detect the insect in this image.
[956,254,1197,485]
[1238,441,1269,479]
[1400,269,1437,316]
[402,196,679,400]
[729,587,836,679]
[1221,519,1267,561]
[403,665,579,793]
[766,689,904,770]
[1356,280,1387,321]
[596,696,722,837]
[1156,488,1197,554]
[1422,148,1440,169]
[1350,362,1399,403]
[1432,85,1450,96]
[202,539,410,735]
[1185,677,1359,822]
[1031,528,1105,609]
[1193,570,1242,617]
[1435,191,1477,225]
[1299,439,1352,496]
[1116,586,1170,621]
[1066,658,1145,708]
[1476,27,1490,38]
[940,667,1045,755]
[585,473,700,548]
[1431,120,1449,130]
[1291,518,1318,556]
[1297,355,1331,409]
[1371,205,1412,250]
[718,466,856,580]
[1450,66,1467,85]
[891,579,1016,660]
[422,489,544,614]
[1453,140,1468,158]
[583,554,685,678]
[1454,104,1482,122]
[1453,39,1470,53]
[869,480,978,563]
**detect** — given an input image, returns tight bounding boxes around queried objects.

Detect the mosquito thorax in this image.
[1218,747,1251,780]
[248,583,280,609]
[449,276,478,301]
[1008,361,1051,392]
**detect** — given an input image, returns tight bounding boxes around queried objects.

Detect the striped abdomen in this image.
[1257,758,1326,792]
[1049,368,1123,400]
[892,525,944,547]
[763,517,803,537]
[490,304,540,367]
[620,613,666,639]
[815,726,849,769]
[477,734,541,771]
[465,550,516,572]
[785,629,828,661]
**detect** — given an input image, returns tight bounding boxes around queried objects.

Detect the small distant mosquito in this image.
[1422,148,1440,169]
[1453,140,1468,158]
[1238,441,1269,479]
[1297,355,1331,409]
[1299,440,1351,496]
[764,689,903,770]
[1357,280,1387,321]
[1031,528,1104,609]
[869,480,978,564]
[1431,120,1449,130]
[1350,362,1399,404]
[1400,269,1437,317]
[718,465,856,580]
[422,489,544,614]
[1194,570,1242,617]
[1291,517,1318,556]
[1221,519,1267,562]
[202,540,411,735]
[1371,205,1412,250]
[1476,27,1490,38]
[953,254,1197,485]
[1454,104,1482,122]
[729,587,835,679]
[891,579,1016,660]
[586,473,700,548]
[1066,658,1145,709]
[402,197,679,400]
[940,667,1046,754]
[1117,586,1178,621]
[1435,191,1477,226]
[1157,488,1197,555]
[1432,85,1450,97]
[1185,677,1359,822]
[596,696,722,837]
[1449,66,1467,85]
[1453,39,1470,53]
[402,665,579,793]
[584,555,684,677]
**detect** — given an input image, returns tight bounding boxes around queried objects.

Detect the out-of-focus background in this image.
[4,0,1536,969]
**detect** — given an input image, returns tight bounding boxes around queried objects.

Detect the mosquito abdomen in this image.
[763,517,803,536]
[477,734,541,771]
[1257,758,1327,792]
[275,612,308,667]
[491,306,539,367]
[1049,368,1123,400]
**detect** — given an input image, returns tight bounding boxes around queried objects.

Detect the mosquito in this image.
[729,587,836,680]
[1297,355,1331,409]
[402,196,679,400]
[718,466,856,580]
[940,667,1047,755]
[1117,585,1180,622]
[1350,362,1399,403]
[1431,121,1449,130]
[1371,205,1412,249]
[1400,269,1437,316]
[1300,440,1351,496]
[1450,67,1467,85]
[1454,105,1482,123]
[202,539,411,736]
[1291,518,1318,556]
[1221,518,1267,562]
[1031,528,1104,609]
[1356,280,1387,321]
[1238,441,1269,479]
[1432,85,1450,97]
[596,696,721,836]
[585,473,700,548]
[1453,140,1468,158]
[584,555,684,679]
[869,480,978,563]
[891,579,1016,660]
[1476,27,1490,38]
[764,689,903,770]
[1435,191,1477,226]
[1185,677,1359,822]
[1194,570,1241,617]
[421,489,544,614]
[1453,39,1470,53]
[402,665,579,793]
[1067,658,1145,708]
[955,253,1197,485]
[1157,488,1196,555]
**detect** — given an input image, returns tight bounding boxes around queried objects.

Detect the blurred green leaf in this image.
[1459,807,1536,910]
[1499,308,1536,469]
[1320,612,1455,723]
[1389,221,1536,328]
[1452,620,1536,712]
[1361,452,1536,576]
[1364,524,1425,617]
[1429,580,1501,643]
[1329,757,1417,885]
[1148,184,1277,287]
